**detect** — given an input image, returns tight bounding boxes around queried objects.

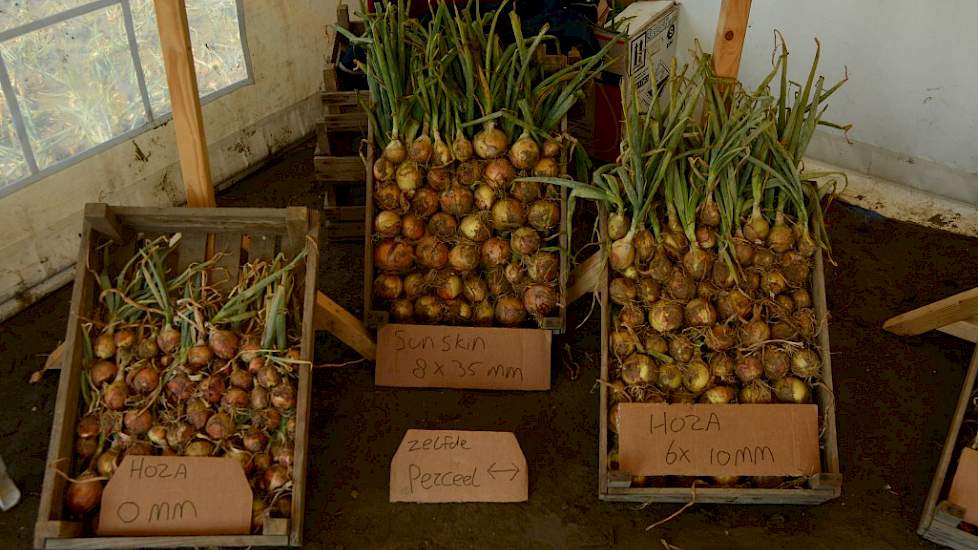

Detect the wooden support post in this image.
[712,0,752,79]
[883,287,978,337]
[154,0,215,208]
[313,292,377,361]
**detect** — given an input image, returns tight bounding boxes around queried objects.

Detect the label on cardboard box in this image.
[390,429,527,503]
[617,403,821,477]
[98,456,251,536]
[949,447,978,526]
[375,324,551,390]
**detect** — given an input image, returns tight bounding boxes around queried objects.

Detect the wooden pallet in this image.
[595,207,843,504]
[34,204,320,549]
[362,119,570,334]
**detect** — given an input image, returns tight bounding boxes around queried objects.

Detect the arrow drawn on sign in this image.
[487,462,520,481]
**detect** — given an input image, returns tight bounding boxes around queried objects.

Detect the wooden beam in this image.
[313,291,376,361]
[937,317,978,343]
[566,251,605,305]
[712,0,752,79]
[883,287,978,336]
[154,0,215,208]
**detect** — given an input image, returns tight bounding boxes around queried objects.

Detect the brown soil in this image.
[3,139,977,549]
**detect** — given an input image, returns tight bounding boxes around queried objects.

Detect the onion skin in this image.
[137,337,159,359]
[103,379,129,411]
[411,188,440,218]
[609,277,637,306]
[491,198,527,232]
[699,201,721,227]
[187,344,213,370]
[390,298,414,322]
[791,348,822,378]
[94,333,116,359]
[449,242,481,272]
[481,237,511,268]
[665,269,697,303]
[76,415,100,439]
[156,325,181,355]
[609,237,635,273]
[415,236,450,270]
[472,300,495,326]
[511,227,541,256]
[165,374,193,402]
[618,304,645,328]
[375,211,404,239]
[459,214,491,242]
[682,246,713,281]
[374,181,403,211]
[90,360,118,387]
[130,365,159,394]
[735,355,763,383]
[767,221,795,253]
[66,471,103,514]
[709,353,737,384]
[633,230,655,263]
[792,288,812,310]
[373,157,394,181]
[523,284,558,318]
[453,135,474,162]
[762,348,790,380]
[373,274,403,301]
[494,296,527,326]
[610,328,637,358]
[733,239,755,266]
[657,363,683,391]
[185,440,216,457]
[682,359,711,394]
[436,274,464,301]
[637,278,661,306]
[415,296,445,324]
[474,124,509,159]
[621,354,658,385]
[395,160,422,193]
[533,157,559,177]
[509,135,540,170]
[644,333,669,355]
[527,251,559,284]
[649,302,684,333]
[684,298,717,327]
[740,318,771,347]
[462,276,489,303]
[426,212,458,240]
[427,165,453,191]
[378,238,415,274]
[456,160,483,186]
[669,335,695,363]
[440,185,474,217]
[511,180,542,203]
[527,200,560,231]
[208,329,238,360]
[608,213,629,241]
[504,263,528,287]
[384,139,407,164]
[774,376,811,403]
[700,386,737,404]
[485,158,517,190]
[474,184,496,211]
[744,214,770,243]
[271,384,297,410]
[705,324,737,351]
[740,380,773,403]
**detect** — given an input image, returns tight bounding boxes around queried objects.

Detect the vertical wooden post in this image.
[154,0,216,208]
[712,0,752,78]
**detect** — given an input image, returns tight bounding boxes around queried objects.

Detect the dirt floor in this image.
[4,139,978,549]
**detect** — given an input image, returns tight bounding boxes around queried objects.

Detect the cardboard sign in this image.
[375,324,551,390]
[98,456,251,536]
[618,403,821,477]
[390,430,527,503]
[949,447,978,526]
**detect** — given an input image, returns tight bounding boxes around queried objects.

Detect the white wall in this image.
[0,1,336,319]
[677,0,978,206]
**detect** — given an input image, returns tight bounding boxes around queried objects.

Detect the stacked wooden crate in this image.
[316,4,368,241]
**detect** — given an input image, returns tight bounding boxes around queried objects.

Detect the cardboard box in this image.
[594,1,679,107]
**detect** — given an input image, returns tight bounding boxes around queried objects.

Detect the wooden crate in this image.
[316,4,369,241]
[918,346,978,549]
[595,207,843,504]
[362,121,570,334]
[34,204,320,549]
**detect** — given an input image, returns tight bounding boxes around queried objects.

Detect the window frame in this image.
[0,0,253,199]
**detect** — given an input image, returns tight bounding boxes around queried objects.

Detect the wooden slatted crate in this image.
[34,204,320,549]
[595,207,843,504]
[918,346,978,549]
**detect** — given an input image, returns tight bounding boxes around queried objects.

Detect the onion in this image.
[103,379,128,410]
[511,227,541,256]
[390,298,414,322]
[75,437,98,458]
[440,185,474,216]
[792,288,812,310]
[608,380,628,404]
[657,363,683,391]
[696,225,717,250]
[644,332,669,355]
[649,302,683,332]
[791,348,821,378]
[741,317,771,347]
[684,298,717,327]
[774,294,795,314]
[637,278,661,306]
[608,212,629,241]
[697,282,718,301]
[504,263,528,287]
[472,300,495,326]
[771,321,797,340]
[523,284,558,317]
[621,354,657,385]
[485,158,516,190]
[647,250,673,283]
[491,198,526,231]
[230,368,252,391]
[733,239,755,266]
[250,386,270,410]
[157,325,181,355]
[533,157,559,177]
[735,355,763,383]
[662,229,688,259]
[427,165,453,191]
[665,269,696,302]
[716,289,751,320]
[608,405,622,434]
[609,277,637,306]
[165,374,193,402]
[242,427,268,452]
[753,247,775,268]
[700,385,736,404]
[374,181,403,211]
[130,365,159,394]
[668,335,695,363]
[66,471,103,514]
[411,188,440,218]
[618,304,645,328]
[436,274,463,301]
[481,237,511,268]
[511,180,542,203]
[114,329,136,349]
[682,246,713,281]
[433,138,453,166]
[256,365,281,388]
[187,344,212,370]
[456,276,487,304]
[699,201,721,227]
[96,450,120,477]
[403,273,427,299]
[374,239,414,273]
[271,384,296,410]
[740,380,773,403]
[94,333,116,359]
[474,184,496,211]
[456,160,483,186]
[90,360,117,387]
[426,212,458,239]
[257,409,282,431]
[542,139,561,158]
[494,296,526,326]
[774,376,811,403]
[459,214,491,242]
[474,124,509,159]
[186,398,211,429]
[384,138,407,164]
[767,219,795,253]
[208,329,238,360]
[633,229,655,263]
[527,251,559,283]
[744,270,761,292]
[610,328,637,357]
[757,349,787,384]
[527,200,560,232]
[373,273,403,301]
[453,134,474,162]
[137,337,159,359]
[609,237,635,272]
[761,270,788,296]
[205,412,234,440]
[713,476,740,488]
[705,324,737,351]
[185,439,215,457]
[744,214,770,243]
[76,415,100,439]
[201,375,226,404]
[795,309,817,339]
[682,359,711,394]
[486,268,512,296]
[415,236,449,270]
[409,134,433,163]
[797,230,818,257]
[373,157,394,181]
[509,134,540,169]
[449,242,481,272]
[415,295,445,324]
[395,161,422,193]
[782,252,811,285]
[709,353,736,384]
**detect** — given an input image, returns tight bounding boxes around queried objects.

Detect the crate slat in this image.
[212,232,243,292]
[176,232,209,273]
[314,156,364,183]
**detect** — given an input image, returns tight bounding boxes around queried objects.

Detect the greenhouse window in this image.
[0,0,252,197]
